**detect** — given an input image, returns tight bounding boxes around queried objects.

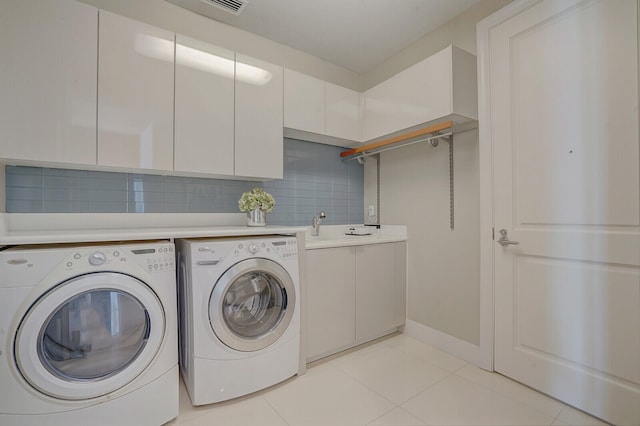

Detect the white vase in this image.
[247,209,266,227]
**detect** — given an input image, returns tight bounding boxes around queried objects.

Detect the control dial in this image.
[88,251,107,266]
[247,243,259,254]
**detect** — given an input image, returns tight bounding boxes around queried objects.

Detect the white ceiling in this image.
[164,0,482,74]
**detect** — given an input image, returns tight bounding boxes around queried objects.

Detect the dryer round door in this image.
[14,272,165,400]
[209,258,295,352]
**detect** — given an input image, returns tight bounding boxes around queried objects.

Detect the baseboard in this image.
[403,320,491,370]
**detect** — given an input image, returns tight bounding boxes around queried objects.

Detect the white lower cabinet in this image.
[306,247,356,361]
[355,243,399,342]
[305,242,407,362]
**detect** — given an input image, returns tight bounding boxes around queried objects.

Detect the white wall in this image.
[363,0,513,90]
[77,0,362,90]
[380,131,480,344]
[373,0,511,346]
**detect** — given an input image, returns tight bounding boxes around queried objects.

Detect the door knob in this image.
[497,229,519,246]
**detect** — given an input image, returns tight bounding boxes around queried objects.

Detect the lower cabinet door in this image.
[355,243,397,342]
[305,247,356,361]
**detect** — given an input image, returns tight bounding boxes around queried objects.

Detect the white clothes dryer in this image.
[0,241,178,426]
[177,235,301,405]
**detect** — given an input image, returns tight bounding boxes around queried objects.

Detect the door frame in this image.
[476,0,543,371]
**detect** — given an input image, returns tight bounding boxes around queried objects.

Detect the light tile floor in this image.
[167,334,609,426]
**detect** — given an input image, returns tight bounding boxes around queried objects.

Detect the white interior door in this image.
[489,1,640,424]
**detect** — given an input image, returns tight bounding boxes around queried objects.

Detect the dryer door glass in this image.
[39,289,150,381]
[210,258,296,352]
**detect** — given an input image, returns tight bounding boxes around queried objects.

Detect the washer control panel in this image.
[271,238,298,259]
[64,242,175,273]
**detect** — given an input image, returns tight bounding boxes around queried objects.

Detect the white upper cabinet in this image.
[97,11,174,172]
[364,45,477,141]
[284,70,363,144]
[325,82,362,141]
[0,0,98,165]
[284,69,325,135]
[174,35,235,176]
[234,54,283,180]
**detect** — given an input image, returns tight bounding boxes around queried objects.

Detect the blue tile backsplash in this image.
[5,139,364,226]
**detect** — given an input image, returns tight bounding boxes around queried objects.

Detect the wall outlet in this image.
[368,204,375,217]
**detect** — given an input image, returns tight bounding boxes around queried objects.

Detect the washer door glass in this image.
[209,258,295,352]
[39,289,149,381]
[15,272,165,400]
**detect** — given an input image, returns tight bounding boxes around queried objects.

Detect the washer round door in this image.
[15,272,165,400]
[209,258,295,352]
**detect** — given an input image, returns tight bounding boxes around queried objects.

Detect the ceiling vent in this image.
[199,0,248,15]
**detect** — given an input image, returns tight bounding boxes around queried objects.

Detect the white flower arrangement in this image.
[238,187,275,212]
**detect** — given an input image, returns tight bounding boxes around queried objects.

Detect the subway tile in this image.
[163,202,190,213]
[6,165,42,176]
[127,201,166,213]
[164,181,189,193]
[89,190,128,204]
[128,190,165,204]
[42,167,89,178]
[89,177,128,192]
[6,187,43,200]
[314,182,332,192]
[6,172,43,187]
[296,196,317,207]
[43,189,90,202]
[5,140,363,223]
[89,201,127,213]
[333,198,349,207]
[129,178,164,193]
[315,190,333,200]
[44,176,91,190]
[43,200,90,213]
[6,200,43,213]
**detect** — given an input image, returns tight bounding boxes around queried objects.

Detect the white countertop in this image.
[0,213,306,245]
[0,214,406,248]
[0,225,307,246]
[304,225,407,249]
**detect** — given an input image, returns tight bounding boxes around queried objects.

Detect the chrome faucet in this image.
[311,211,326,236]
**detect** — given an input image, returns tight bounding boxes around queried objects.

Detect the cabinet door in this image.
[325,82,362,141]
[355,243,397,342]
[306,247,356,361]
[284,69,325,134]
[364,47,452,140]
[234,54,283,179]
[0,0,97,165]
[98,11,174,171]
[174,35,234,175]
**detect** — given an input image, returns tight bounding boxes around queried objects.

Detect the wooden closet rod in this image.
[340,120,453,158]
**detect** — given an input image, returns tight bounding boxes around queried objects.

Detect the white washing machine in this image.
[177,235,301,406]
[0,240,178,426]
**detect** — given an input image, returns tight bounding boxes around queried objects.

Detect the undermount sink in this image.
[305,234,342,241]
